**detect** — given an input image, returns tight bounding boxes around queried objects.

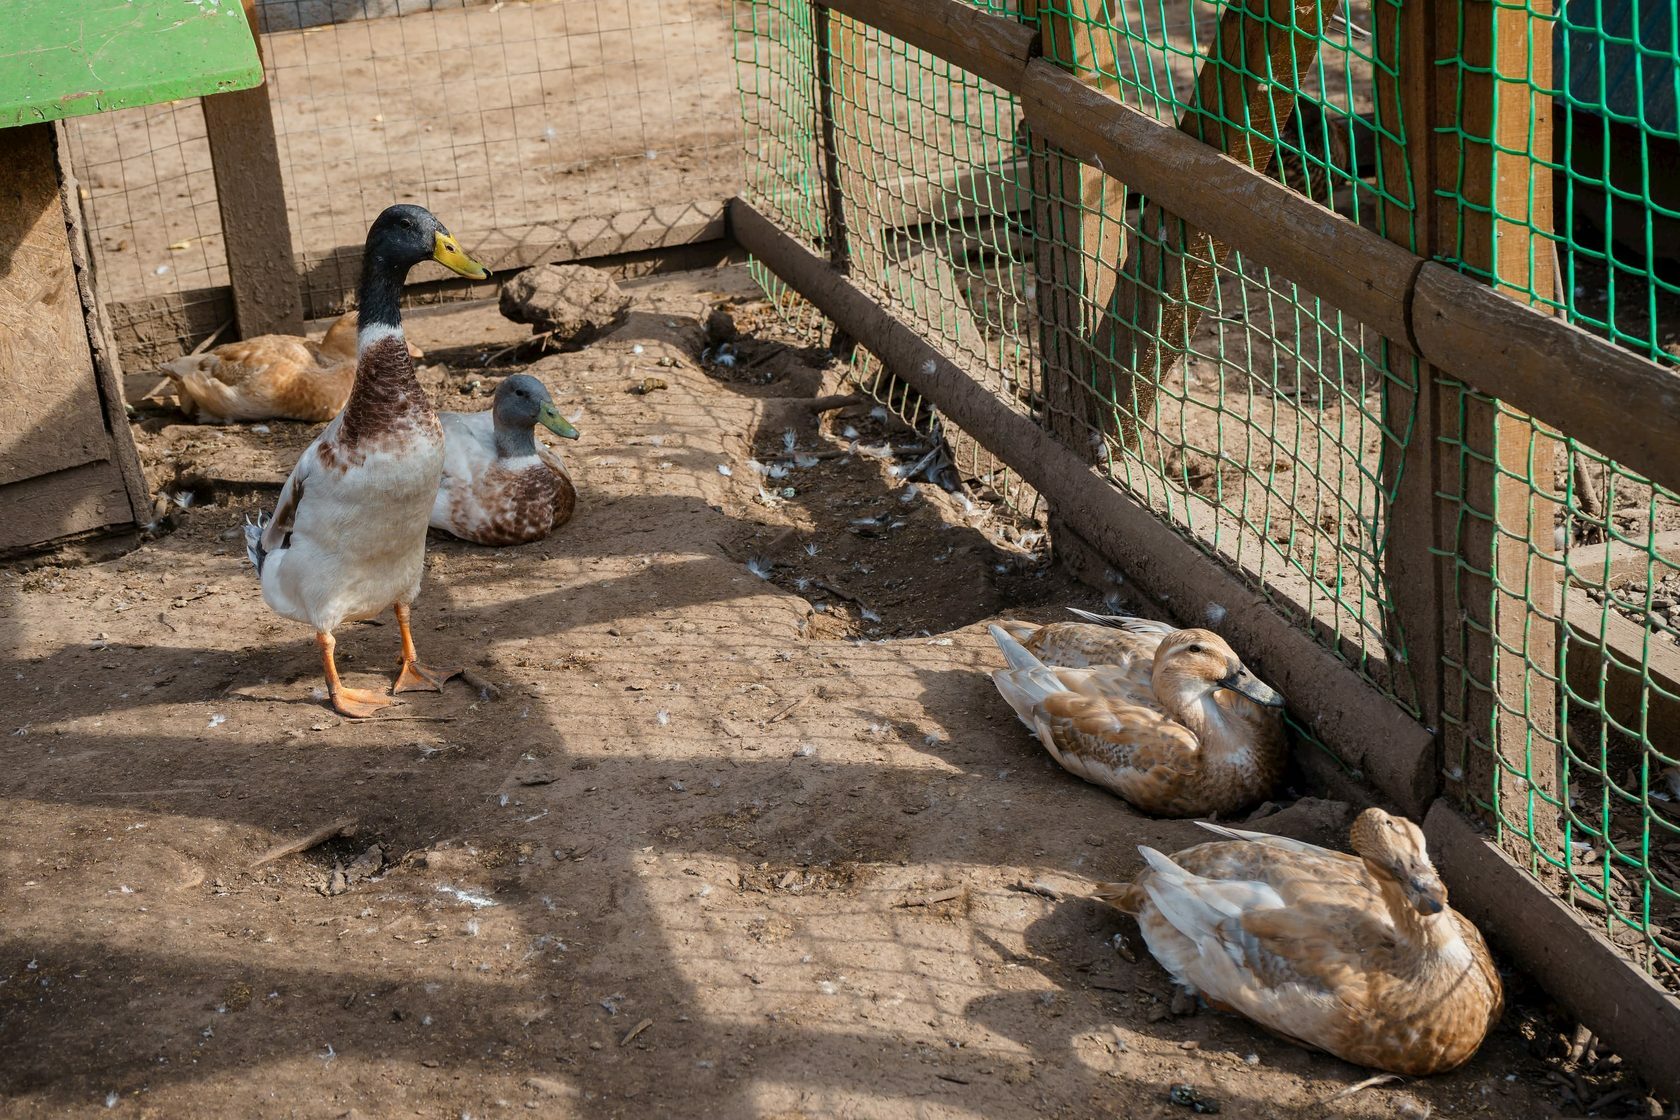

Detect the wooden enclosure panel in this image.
[0,123,112,487]
[0,459,135,553]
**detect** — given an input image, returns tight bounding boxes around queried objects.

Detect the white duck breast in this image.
[260,397,443,632]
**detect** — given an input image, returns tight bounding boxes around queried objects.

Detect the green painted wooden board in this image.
[0,0,263,128]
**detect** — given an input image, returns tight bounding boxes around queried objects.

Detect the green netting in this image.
[1427,0,1680,989]
[735,0,1680,993]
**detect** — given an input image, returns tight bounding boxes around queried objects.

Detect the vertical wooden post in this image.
[1374,0,1446,736]
[1021,1,1128,455]
[201,0,303,339]
[812,3,856,358]
[1385,0,1560,855]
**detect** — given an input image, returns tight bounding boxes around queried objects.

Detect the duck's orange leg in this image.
[392,602,460,694]
[317,631,396,718]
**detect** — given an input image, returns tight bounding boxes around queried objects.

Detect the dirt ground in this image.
[0,267,1667,1119]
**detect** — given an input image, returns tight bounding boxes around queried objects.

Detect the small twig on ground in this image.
[811,580,867,606]
[460,667,501,699]
[620,1018,653,1046]
[1326,1074,1401,1102]
[1008,880,1061,901]
[898,887,963,908]
[483,329,556,366]
[763,695,807,724]
[798,393,866,413]
[250,817,358,869]
[745,342,789,368]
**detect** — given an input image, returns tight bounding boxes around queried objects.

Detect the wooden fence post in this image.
[1382,0,1560,853]
[1021,1,1128,456]
[201,0,303,339]
[1094,0,1337,453]
[812,3,857,357]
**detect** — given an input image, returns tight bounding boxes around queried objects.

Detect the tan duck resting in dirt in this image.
[1095,809,1503,1076]
[244,204,488,718]
[988,613,1286,817]
[159,311,423,424]
[430,374,579,546]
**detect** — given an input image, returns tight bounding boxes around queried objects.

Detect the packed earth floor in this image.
[0,266,1664,1118]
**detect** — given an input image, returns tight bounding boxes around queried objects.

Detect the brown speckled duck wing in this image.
[1034,690,1201,810]
[535,443,577,528]
[1020,622,1167,669]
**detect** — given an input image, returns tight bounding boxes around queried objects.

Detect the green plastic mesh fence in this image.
[735,0,1680,990]
[1431,0,1680,987]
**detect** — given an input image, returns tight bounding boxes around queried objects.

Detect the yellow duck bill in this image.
[432,230,489,279]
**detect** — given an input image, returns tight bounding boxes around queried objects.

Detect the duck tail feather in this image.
[1138,847,1231,936]
[990,665,1068,730]
[988,623,1047,672]
[1066,607,1176,636]
[244,512,270,575]
[1089,879,1146,915]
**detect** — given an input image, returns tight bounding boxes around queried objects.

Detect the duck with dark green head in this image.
[245,204,489,718]
[431,374,581,547]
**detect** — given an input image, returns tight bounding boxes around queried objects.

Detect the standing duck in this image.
[158,311,424,424]
[988,621,1286,816]
[1095,809,1503,1075]
[430,374,580,546]
[244,204,488,718]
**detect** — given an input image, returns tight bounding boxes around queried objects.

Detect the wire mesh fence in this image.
[67,0,741,338]
[735,0,1680,993]
[1427,0,1680,987]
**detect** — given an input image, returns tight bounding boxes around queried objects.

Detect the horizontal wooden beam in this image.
[823,0,1038,93]
[1413,263,1680,492]
[1561,596,1680,743]
[1423,800,1680,1102]
[731,196,1437,817]
[1016,56,1419,350]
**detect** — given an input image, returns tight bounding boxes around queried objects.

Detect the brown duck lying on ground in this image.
[988,612,1286,817]
[160,311,423,423]
[1095,809,1503,1076]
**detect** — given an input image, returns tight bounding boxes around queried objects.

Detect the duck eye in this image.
[1187,643,1204,654]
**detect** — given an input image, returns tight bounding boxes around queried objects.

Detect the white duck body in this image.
[257,330,444,633]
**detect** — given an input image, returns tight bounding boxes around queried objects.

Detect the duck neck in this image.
[340,249,428,442]
[494,422,538,462]
[1157,675,1232,750]
[1374,873,1463,977]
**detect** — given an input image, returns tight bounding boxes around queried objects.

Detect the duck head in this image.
[492,374,580,458]
[365,204,489,279]
[1151,629,1285,711]
[356,206,488,345]
[1350,808,1448,915]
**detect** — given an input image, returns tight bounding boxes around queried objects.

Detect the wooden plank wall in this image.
[0,122,147,555]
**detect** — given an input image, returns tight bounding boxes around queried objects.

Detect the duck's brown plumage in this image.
[158,312,422,424]
[990,617,1286,817]
[1096,810,1503,1076]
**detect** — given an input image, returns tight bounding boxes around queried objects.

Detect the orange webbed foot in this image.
[393,661,461,694]
[332,686,398,719]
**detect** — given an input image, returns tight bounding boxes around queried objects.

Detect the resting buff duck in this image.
[989,614,1286,817]
[1096,809,1503,1075]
